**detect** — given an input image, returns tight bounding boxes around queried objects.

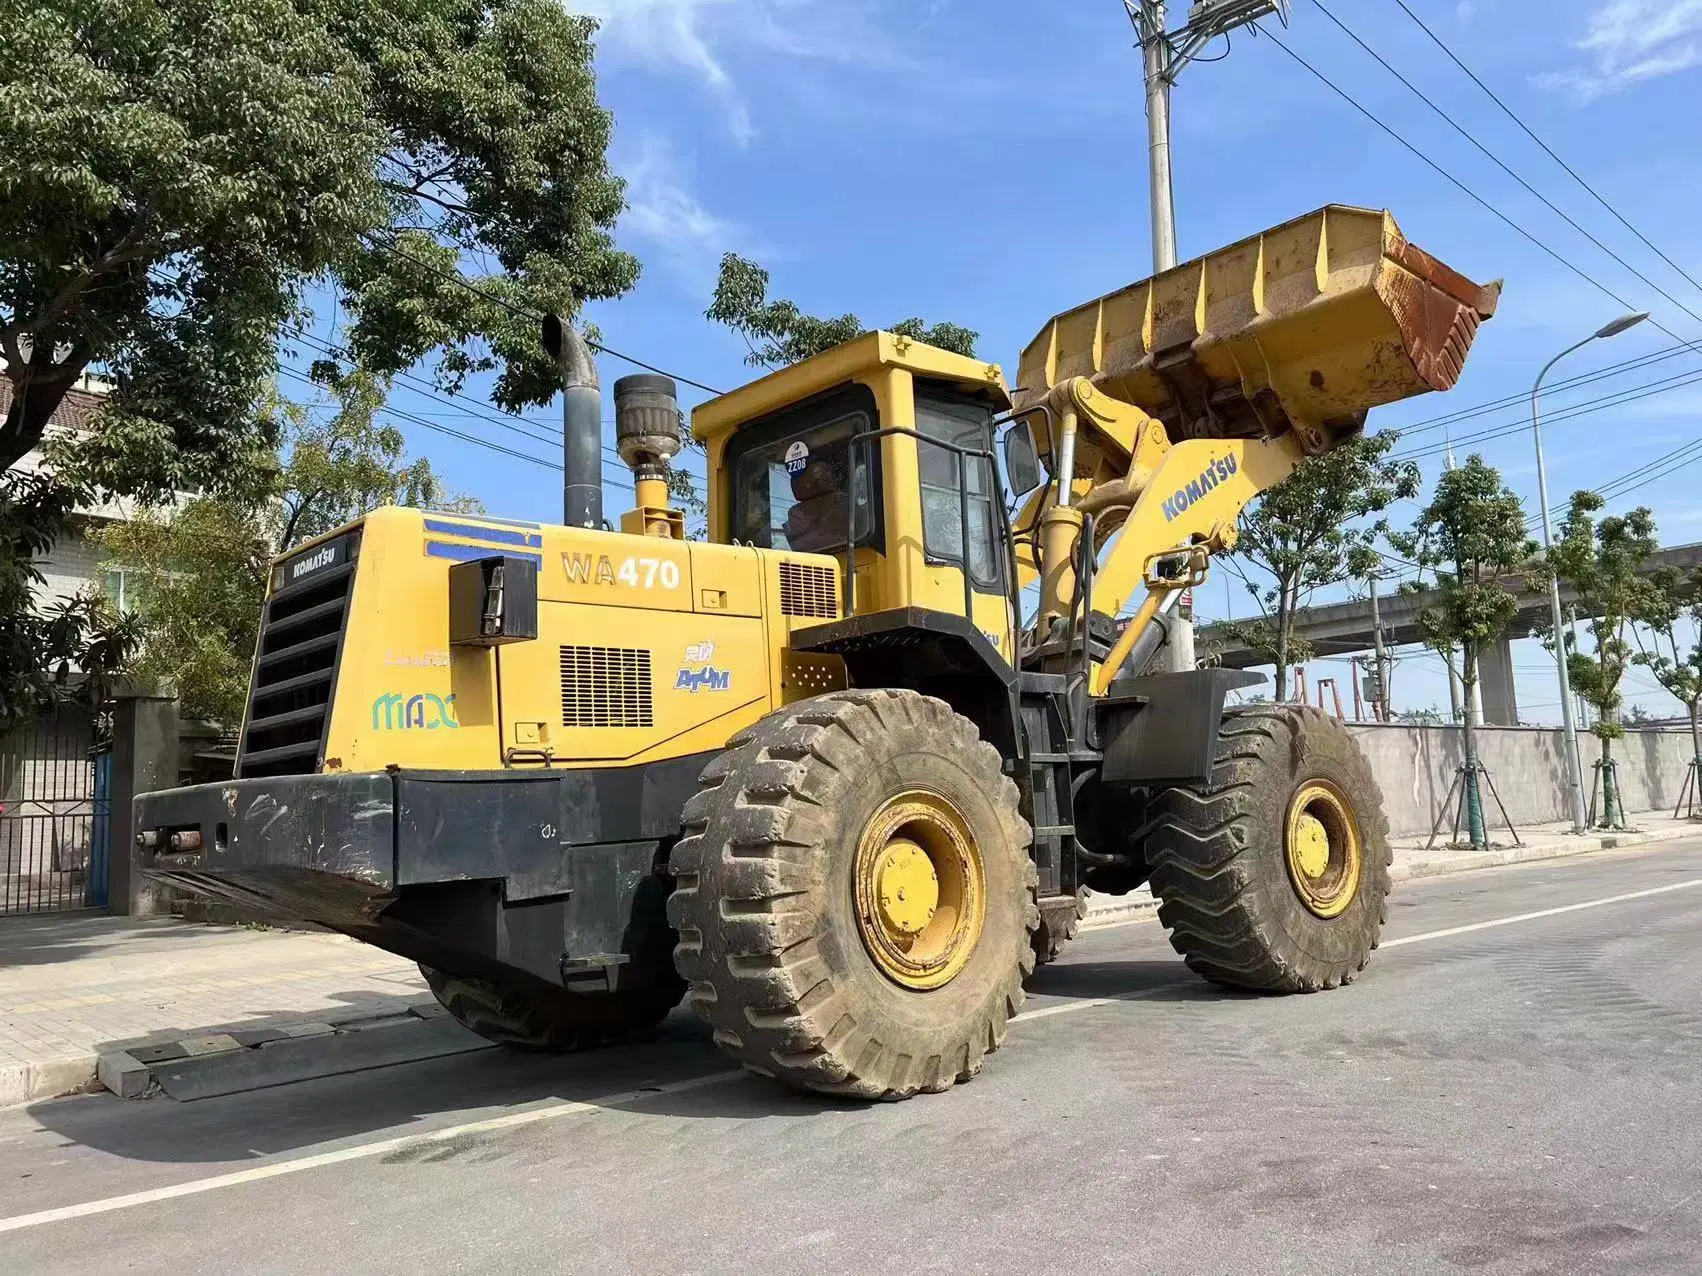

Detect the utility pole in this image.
[1368,574,1391,723]
[1125,1,1291,671]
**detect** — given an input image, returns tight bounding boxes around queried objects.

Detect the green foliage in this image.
[3,0,636,717]
[706,253,978,368]
[1396,706,1445,726]
[1632,563,1702,743]
[1222,432,1419,699]
[1391,454,1535,847]
[100,377,474,722]
[1391,455,1537,687]
[1546,493,1660,747]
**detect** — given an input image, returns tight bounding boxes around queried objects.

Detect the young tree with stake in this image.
[1546,494,1660,828]
[1221,433,1419,701]
[1391,456,1536,850]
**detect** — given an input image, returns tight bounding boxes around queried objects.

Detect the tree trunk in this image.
[1600,729,1621,829]
[1459,641,1488,850]
[1690,699,1701,770]
[1274,579,1291,703]
[1,362,90,471]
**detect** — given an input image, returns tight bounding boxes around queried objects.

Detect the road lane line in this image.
[0,1070,742,1236]
[1381,877,1702,949]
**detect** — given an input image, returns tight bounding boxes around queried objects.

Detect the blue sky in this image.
[339,0,1702,724]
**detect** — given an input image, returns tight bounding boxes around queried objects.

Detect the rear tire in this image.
[421,874,686,1050]
[1144,705,1391,993]
[669,689,1038,1100]
[420,967,681,1050]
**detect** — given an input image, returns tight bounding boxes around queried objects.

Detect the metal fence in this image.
[1,709,111,915]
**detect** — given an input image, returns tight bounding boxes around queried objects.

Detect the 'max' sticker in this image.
[784,440,810,475]
[1161,453,1238,522]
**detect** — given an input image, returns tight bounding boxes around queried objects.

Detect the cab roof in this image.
[691,331,1012,447]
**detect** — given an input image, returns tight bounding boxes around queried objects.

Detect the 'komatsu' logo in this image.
[291,545,337,579]
[1161,454,1238,522]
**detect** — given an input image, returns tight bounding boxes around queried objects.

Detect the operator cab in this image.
[694,332,1016,660]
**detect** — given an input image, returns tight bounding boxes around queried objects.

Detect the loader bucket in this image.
[1015,205,1501,452]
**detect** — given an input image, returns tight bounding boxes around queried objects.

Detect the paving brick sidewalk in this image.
[0,914,426,1108]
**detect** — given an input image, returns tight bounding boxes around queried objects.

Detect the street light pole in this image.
[1531,311,1649,835]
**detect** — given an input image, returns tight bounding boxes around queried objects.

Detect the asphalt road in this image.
[4,841,1702,1275]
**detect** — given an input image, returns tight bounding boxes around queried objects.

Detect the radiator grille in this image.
[560,646,654,728]
[238,533,358,778]
[779,561,839,618]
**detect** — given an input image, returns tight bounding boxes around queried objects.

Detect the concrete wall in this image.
[1348,722,1698,837]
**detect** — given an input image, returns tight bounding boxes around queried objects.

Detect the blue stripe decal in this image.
[466,515,542,529]
[426,541,543,567]
[423,519,543,548]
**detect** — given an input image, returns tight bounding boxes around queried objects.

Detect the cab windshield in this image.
[731,410,874,555]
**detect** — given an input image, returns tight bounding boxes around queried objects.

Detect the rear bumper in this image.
[134,773,396,926]
[132,758,710,985]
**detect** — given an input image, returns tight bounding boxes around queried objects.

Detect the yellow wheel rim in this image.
[1284,780,1363,920]
[853,790,985,990]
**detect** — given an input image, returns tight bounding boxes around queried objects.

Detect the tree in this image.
[99,377,474,723]
[1397,706,1445,726]
[706,254,978,368]
[1390,456,1536,849]
[2,0,636,720]
[1220,433,1419,700]
[1547,493,1660,828]
[1633,563,1702,771]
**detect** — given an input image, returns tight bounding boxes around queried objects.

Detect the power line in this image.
[1257,23,1679,342]
[362,231,726,396]
[276,363,639,495]
[1391,339,1701,439]
[1312,0,1702,331]
[1386,0,1702,304]
[1393,365,1702,462]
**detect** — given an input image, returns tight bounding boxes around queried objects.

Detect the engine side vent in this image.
[560,645,654,728]
[779,561,839,619]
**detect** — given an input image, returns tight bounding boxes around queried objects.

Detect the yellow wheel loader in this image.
[136,207,1499,1098]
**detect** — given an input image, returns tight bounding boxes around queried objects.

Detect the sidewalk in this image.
[4,813,1698,1108]
[0,915,427,1108]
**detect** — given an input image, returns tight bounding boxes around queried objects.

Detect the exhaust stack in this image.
[543,314,603,529]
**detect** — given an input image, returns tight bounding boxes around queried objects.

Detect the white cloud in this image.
[617,135,739,287]
[1535,0,1702,102]
[570,1,904,144]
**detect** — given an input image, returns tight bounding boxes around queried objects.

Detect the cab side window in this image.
[917,396,1001,589]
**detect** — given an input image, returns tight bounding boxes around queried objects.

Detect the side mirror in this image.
[1002,419,1044,497]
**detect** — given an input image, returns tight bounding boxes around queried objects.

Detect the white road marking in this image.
[0,1070,741,1236]
[8,873,1702,1235]
[1381,877,1702,949]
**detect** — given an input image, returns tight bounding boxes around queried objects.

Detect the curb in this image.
[1078,822,1700,930]
[0,1055,102,1111]
[1388,821,1700,884]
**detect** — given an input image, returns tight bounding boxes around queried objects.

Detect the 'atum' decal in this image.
[1161,454,1238,522]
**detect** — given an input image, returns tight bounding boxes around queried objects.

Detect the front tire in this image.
[669,689,1038,1100]
[1145,705,1391,992]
